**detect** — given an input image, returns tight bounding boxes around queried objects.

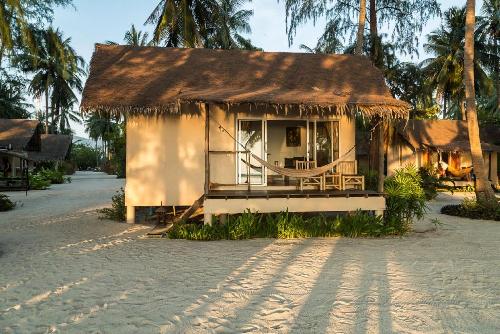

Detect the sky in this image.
[49,0,482,138]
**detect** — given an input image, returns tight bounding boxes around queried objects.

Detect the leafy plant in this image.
[167,210,399,241]
[98,188,126,221]
[29,173,51,190]
[384,165,428,234]
[0,194,15,211]
[441,197,500,221]
[418,166,454,199]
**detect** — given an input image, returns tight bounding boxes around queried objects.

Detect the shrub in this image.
[37,168,66,184]
[167,210,397,241]
[98,188,126,221]
[384,165,427,233]
[29,173,51,190]
[0,193,15,211]
[418,166,455,200]
[441,197,500,221]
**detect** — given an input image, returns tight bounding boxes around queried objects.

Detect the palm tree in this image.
[477,0,500,113]
[106,24,152,46]
[422,7,493,120]
[145,0,257,49]
[464,0,497,204]
[205,0,258,49]
[145,0,218,47]
[16,27,85,134]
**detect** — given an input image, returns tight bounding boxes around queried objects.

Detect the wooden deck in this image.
[204,189,386,224]
[207,189,382,199]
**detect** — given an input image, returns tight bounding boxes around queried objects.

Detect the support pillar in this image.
[126,206,135,224]
[204,211,212,226]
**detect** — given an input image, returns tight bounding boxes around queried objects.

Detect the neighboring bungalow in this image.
[28,134,73,165]
[0,119,72,190]
[0,119,41,178]
[81,45,410,223]
[387,120,499,187]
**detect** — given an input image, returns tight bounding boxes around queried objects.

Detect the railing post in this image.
[247,151,251,192]
[204,103,210,195]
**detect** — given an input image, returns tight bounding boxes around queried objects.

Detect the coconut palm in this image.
[0,0,72,66]
[477,0,500,113]
[16,27,85,133]
[145,0,218,47]
[106,24,152,46]
[205,0,258,49]
[464,0,497,204]
[421,6,493,120]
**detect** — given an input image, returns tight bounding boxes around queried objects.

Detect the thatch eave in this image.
[80,100,410,120]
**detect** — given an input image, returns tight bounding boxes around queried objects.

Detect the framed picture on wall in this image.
[286,127,301,147]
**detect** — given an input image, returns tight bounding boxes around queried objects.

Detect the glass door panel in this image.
[238,120,265,185]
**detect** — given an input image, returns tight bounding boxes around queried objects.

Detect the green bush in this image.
[418,166,455,200]
[441,197,500,221]
[29,173,51,190]
[98,188,126,221]
[0,193,15,211]
[28,168,70,190]
[384,165,428,234]
[70,143,102,170]
[167,210,398,241]
[37,168,66,184]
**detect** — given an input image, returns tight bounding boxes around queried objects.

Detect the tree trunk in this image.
[355,0,367,55]
[464,0,496,204]
[377,120,385,192]
[495,38,500,112]
[460,99,466,121]
[369,0,380,66]
[44,85,49,134]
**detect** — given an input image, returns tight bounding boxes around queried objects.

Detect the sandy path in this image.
[1,178,499,333]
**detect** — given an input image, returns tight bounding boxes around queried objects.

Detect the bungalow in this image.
[80,45,410,224]
[0,119,72,190]
[387,120,499,187]
[0,119,41,180]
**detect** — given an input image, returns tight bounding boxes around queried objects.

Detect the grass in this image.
[167,210,402,241]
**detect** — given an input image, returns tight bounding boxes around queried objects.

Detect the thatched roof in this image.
[81,45,410,118]
[28,134,72,162]
[0,119,40,150]
[398,120,500,152]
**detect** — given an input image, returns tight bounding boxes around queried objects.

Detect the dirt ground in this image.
[0,172,499,333]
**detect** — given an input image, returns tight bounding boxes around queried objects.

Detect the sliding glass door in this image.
[237,120,265,185]
[237,119,339,186]
[308,120,339,166]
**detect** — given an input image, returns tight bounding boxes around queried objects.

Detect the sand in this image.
[0,173,499,333]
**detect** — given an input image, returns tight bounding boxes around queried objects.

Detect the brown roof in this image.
[0,119,40,150]
[28,134,72,162]
[81,45,409,118]
[398,120,500,152]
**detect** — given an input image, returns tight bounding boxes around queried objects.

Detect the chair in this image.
[296,160,323,190]
[324,160,365,190]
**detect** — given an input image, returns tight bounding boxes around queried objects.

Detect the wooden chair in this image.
[339,161,364,190]
[324,160,365,190]
[296,160,323,190]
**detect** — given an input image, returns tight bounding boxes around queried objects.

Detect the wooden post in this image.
[204,103,210,195]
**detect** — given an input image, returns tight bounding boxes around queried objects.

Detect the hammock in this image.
[247,146,356,179]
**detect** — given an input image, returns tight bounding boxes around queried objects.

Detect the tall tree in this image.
[477,0,500,113]
[464,0,497,204]
[422,6,494,120]
[145,0,217,47]
[145,0,257,49]
[106,24,152,46]
[355,0,367,54]
[0,0,72,66]
[16,27,85,133]
[205,0,258,49]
